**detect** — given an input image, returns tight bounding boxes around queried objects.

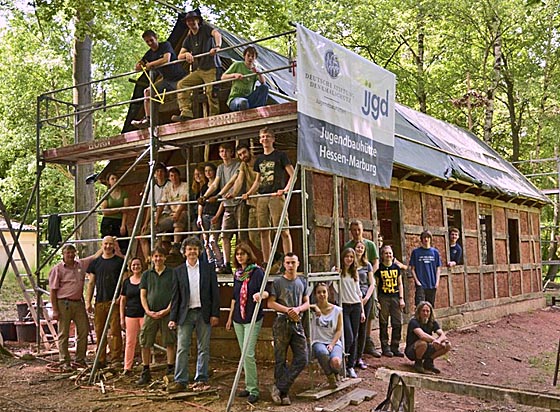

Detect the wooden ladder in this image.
[0,196,57,351]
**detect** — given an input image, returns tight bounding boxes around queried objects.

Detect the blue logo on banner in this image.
[324,50,340,79]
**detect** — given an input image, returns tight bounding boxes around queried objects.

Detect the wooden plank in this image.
[376,368,560,410]
[320,388,376,412]
[349,388,377,405]
[297,377,361,400]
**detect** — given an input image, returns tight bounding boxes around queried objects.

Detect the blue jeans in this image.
[342,303,361,368]
[312,342,343,375]
[229,84,269,111]
[175,309,212,384]
[234,319,263,396]
[272,316,308,394]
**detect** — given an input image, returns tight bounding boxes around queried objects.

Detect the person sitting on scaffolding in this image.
[140,162,170,264]
[242,127,294,268]
[196,162,224,268]
[154,167,189,254]
[171,9,222,122]
[199,143,240,274]
[221,46,269,112]
[131,30,187,129]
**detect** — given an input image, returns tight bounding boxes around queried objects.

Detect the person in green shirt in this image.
[222,46,269,111]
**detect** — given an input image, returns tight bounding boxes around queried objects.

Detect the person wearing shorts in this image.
[243,127,294,265]
[405,301,451,374]
[136,247,176,385]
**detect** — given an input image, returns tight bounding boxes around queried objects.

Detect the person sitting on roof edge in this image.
[221,46,269,112]
[171,9,222,123]
[132,30,186,129]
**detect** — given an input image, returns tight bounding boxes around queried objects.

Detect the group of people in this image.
[49,205,458,404]
[131,8,269,129]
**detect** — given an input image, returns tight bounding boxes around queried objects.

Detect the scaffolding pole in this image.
[87,160,155,384]
[225,164,300,412]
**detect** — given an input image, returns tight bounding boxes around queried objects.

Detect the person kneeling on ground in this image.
[310,282,343,389]
[404,301,451,374]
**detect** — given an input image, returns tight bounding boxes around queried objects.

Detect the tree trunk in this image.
[483,16,502,144]
[73,25,97,256]
[415,12,427,113]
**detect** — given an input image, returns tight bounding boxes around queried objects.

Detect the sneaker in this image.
[247,394,259,403]
[269,384,282,405]
[121,369,133,377]
[423,360,441,374]
[356,358,368,370]
[413,360,425,374]
[136,368,151,385]
[60,363,73,373]
[237,390,250,397]
[382,348,394,357]
[131,117,150,129]
[281,395,291,405]
[171,114,193,122]
[346,367,358,378]
[168,381,187,393]
[327,373,338,389]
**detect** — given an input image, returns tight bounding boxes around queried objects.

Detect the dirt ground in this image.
[1,307,560,412]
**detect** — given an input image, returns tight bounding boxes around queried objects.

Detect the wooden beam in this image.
[297,377,362,400]
[376,368,560,411]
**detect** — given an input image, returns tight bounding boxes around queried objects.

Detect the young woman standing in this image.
[226,243,268,403]
[338,248,366,378]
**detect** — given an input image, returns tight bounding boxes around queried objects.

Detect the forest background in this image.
[0,0,559,264]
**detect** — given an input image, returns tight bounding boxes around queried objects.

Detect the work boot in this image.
[365,337,382,358]
[423,359,441,374]
[269,384,282,405]
[171,114,193,122]
[327,373,338,389]
[136,367,151,385]
[413,360,425,374]
[391,346,405,357]
[167,381,186,393]
[382,346,394,357]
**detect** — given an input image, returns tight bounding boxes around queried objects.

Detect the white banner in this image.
[296,24,396,187]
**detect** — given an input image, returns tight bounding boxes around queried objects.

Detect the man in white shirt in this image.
[167,237,219,393]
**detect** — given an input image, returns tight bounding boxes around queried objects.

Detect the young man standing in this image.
[409,230,442,307]
[267,253,309,405]
[168,237,219,393]
[448,227,463,267]
[243,127,294,265]
[171,9,222,122]
[200,143,240,274]
[374,245,405,357]
[132,30,186,128]
[343,219,380,358]
[155,167,189,251]
[221,46,269,111]
[49,244,101,370]
[85,236,125,368]
[225,143,260,248]
[137,247,176,385]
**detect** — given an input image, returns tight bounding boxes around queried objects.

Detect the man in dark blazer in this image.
[167,236,220,393]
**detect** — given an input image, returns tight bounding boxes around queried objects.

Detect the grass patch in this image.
[528,351,556,375]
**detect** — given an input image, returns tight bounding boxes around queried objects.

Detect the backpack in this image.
[373,373,412,412]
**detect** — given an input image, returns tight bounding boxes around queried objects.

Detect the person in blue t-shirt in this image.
[132,30,187,128]
[409,230,441,307]
[448,227,463,267]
